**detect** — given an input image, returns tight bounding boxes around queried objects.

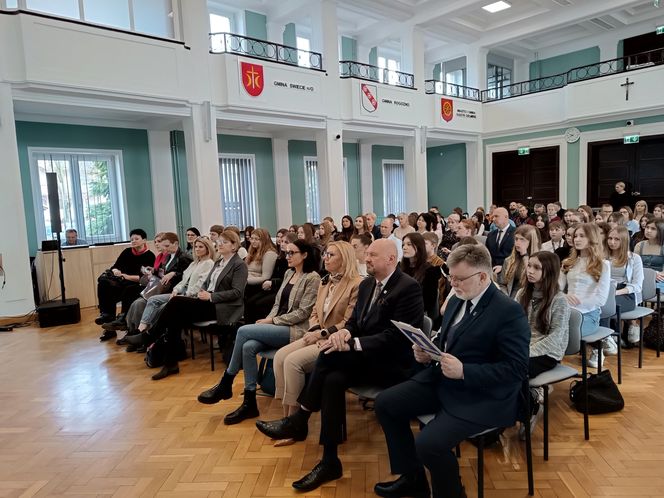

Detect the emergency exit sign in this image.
[624,134,640,144]
[517,147,530,155]
[657,25,664,35]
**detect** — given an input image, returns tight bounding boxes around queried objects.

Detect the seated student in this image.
[401,233,441,322]
[95,229,155,327]
[560,223,611,368]
[555,223,576,262]
[254,239,424,491]
[394,212,415,240]
[350,232,372,277]
[183,227,200,258]
[437,212,461,259]
[125,236,215,351]
[631,213,654,251]
[197,240,321,425]
[243,228,278,324]
[496,224,541,298]
[225,226,248,259]
[516,251,570,435]
[542,220,566,253]
[618,206,639,235]
[547,203,561,223]
[145,229,248,380]
[534,214,550,243]
[634,218,664,280]
[335,215,356,242]
[259,241,362,445]
[63,228,87,246]
[102,231,191,340]
[372,244,529,498]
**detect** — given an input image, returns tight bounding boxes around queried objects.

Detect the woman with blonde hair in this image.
[634,200,648,220]
[394,212,415,240]
[255,241,362,445]
[497,224,541,298]
[244,228,279,324]
[560,223,611,366]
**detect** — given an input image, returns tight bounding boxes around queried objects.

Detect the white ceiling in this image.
[212,0,664,64]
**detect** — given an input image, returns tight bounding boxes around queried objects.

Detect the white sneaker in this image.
[602,337,618,356]
[587,349,605,369]
[628,325,641,344]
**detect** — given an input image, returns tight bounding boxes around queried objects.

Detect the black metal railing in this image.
[339,60,415,89]
[209,32,323,71]
[481,47,664,101]
[424,79,481,101]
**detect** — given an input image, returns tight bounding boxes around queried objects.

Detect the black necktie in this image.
[445,300,473,349]
[497,229,504,246]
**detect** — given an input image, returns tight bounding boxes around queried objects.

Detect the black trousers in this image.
[528,355,558,378]
[297,350,407,446]
[152,296,216,365]
[97,277,142,316]
[374,378,489,498]
[243,284,276,324]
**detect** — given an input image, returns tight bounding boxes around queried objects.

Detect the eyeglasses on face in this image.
[322,251,337,258]
[285,250,301,257]
[448,271,482,284]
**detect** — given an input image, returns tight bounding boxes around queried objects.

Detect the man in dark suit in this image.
[485,207,516,270]
[373,244,529,498]
[255,239,424,491]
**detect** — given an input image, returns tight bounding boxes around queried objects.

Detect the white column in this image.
[401,27,425,87]
[465,140,484,212]
[360,142,373,212]
[466,47,488,89]
[316,119,345,223]
[311,0,341,114]
[182,103,223,231]
[272,138,292,228]
[598,39,618,62]
[513,57,529,84]
[267,22,283,44]
[404,127,428,213]
[0,83,35,316]
[147,130,177,233]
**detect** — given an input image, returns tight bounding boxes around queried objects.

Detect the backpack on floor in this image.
[643,314,663,351]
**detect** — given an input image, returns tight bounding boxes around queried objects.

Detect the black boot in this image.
[223,389,259,425]
[197,371,235,404]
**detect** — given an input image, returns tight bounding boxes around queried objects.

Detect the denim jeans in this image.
[580,308,601,337]
[227,323,291,391]
[141,294,171,328]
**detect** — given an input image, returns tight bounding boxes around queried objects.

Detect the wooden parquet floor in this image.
[1,308,664,497]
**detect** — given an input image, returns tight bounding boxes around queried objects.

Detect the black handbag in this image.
[569,369,624,414]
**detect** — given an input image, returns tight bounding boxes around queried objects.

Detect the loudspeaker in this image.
[46,172,62,234]
[37,298,81,328]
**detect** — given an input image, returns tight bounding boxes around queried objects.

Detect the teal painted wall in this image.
[371,145,404,217]
[341,36,357,61]
[15,121,155,256]
[244,11,267,40]
[282,23,297,63]
[343,142,361,216]
[427,144,467,213]
[433,63,442,80]
[288,140,317,223]
[369,47,377,66]
[483,114,664,208]
[218,134,277,233]
[529,46,600,79]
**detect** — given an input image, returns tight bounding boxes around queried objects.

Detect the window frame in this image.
[218,152,259,229]
[381,159,406,217]
[28,146,128,244]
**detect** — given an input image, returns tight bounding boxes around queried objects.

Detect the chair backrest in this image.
[423,315,433,338]
[566,309,582,356]
[641,267,658,302]
[599,282,616,319]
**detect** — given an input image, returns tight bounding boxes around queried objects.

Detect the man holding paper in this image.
[374,244,530,498]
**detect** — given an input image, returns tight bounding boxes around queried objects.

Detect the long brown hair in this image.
[504,224,541,284]
[401,232,431,283]
[518,251,561,334]
[245,228,276,265]
[561,223,605,281]
[608,225,630,268]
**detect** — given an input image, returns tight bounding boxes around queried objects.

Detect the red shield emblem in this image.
[441,98,454,122]
[361,83,378,112]
[241,62,264,97]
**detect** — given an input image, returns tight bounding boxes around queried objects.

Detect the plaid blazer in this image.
[268,269,321,341]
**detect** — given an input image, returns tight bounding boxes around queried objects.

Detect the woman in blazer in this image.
[270,241,362,438]
[197,239,321,425]
[147,230,248,380]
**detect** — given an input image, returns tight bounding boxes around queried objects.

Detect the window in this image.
[210,13,231,52]
[219,154,259,229]
[487,64,512,99]
[26,0,79,19]
[29,148,127,244]
[435,68,466,95]
[297,36,311,68]
[382,160,405,216]
[133,0,173,38]
[83,0,129,30]
[378,56,401,85]
[304,156,321,223]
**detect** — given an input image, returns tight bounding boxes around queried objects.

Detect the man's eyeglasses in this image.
[285,251,301,257]
[448,271,482,284]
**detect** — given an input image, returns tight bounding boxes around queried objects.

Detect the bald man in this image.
[485,207,516,269]
[380,217,403,261]
[256,239,424,491]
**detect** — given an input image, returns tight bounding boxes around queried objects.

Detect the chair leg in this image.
[477,436,484,498]
[616,332,622,384]
[581,341,590,440]
[657,291,661,358]
[209,331,215,371]
[638,317,644,369]
[525,411,534,496]
[543,385,549,461]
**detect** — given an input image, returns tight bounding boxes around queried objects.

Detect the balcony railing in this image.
[209,32,323,71]
[424,80,481,101]
[339,60,415,89]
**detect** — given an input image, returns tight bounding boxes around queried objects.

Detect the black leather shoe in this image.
[374,469,431,498]
[151,365,179,380]
[223,390,259,425]
[102,315,127,332]
[95,313,115,325]
[125,333,148,346]
[198,371,235,404]
[292,459,343,491]
[256,416,308,441]
[99,330,117,342]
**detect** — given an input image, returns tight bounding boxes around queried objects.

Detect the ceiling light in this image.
[482,1,511,13]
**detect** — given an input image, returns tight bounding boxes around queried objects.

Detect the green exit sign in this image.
[624,134,640,144]
[518,147,530,155]
[657,25,664,35]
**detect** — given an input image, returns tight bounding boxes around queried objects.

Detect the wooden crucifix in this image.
[621,77,634,101]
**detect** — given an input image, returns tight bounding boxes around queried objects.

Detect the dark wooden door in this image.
[492,146,559,207]
[588,135,664,208]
